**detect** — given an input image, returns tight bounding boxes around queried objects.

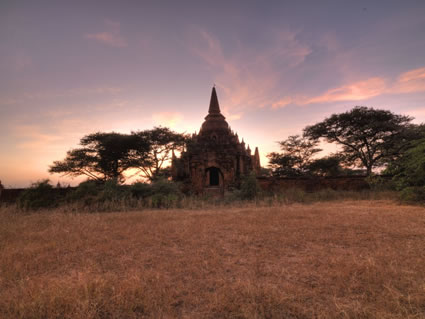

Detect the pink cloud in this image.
[192,29,311,117]
[85,20,127,47]
[270,66,425,108]
[152,112,184,127]
[272,96,295,109]
[13,125,62,149]
[305,77,387,104]
[85,32,127,47]
[393,67,425,93]
[288,66,425,107]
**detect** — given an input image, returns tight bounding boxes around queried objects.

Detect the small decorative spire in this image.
[254,147,261,168]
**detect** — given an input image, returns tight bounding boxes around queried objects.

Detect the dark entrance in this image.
[209,167,220,186]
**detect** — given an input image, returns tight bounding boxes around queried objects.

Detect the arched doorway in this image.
[206,167,221,186]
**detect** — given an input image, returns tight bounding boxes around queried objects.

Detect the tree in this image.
[267,135,321,177]
[132,127,187,181]
[49,132,149,183]
[304,106,414,176]
[308,155,343,177]
[387,138,425,188]
[385,138,425,202]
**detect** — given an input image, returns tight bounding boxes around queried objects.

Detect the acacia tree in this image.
[267,135,321,177]
[49,132,149,183]
[304,106,413,176]
[132,127,187,181]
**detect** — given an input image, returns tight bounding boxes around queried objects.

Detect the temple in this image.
[171,87,261,194]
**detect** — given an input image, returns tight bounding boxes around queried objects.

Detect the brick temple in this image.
[171,87,260,194]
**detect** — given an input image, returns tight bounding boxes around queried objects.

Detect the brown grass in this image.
[0,200,424,318]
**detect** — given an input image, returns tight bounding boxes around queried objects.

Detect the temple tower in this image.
[172,87,261,194]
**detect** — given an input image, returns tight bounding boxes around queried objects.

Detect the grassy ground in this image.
[0,200,424,318]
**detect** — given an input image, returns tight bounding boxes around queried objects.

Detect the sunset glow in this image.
[1,1,425,187]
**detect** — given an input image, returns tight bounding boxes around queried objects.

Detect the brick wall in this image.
[257,176,372,193]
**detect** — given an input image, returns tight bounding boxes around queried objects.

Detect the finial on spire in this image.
[208,86,221,114]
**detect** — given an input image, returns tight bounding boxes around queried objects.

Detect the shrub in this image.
[66,180,102,205]
[400,187,425,203]
[18,179,59,210]
[239,173,260,200]
[130,182,152,199]
[100,179,130,202]
[366,175,395,191]
[150,179,182,208]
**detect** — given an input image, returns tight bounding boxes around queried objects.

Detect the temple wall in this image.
[256,176,374,193]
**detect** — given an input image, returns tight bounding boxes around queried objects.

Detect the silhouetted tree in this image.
[267,135,321,177]
[308,155,343,177]
[132,127,187,181]
[49,132,149,183]
[304,106,414,176]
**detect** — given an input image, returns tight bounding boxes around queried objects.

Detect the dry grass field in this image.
[1,200,424,318]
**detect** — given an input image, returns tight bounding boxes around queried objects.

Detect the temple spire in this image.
[208,87,221,114]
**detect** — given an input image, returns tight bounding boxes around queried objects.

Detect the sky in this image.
[1,0,425,187]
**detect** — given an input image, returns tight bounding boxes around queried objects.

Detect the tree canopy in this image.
[386,138,425,188]
[49,132,149,183]
[267,135,321,177]
[132,127,187,181]
[303,106,414,175]
[49,127,187,183]
[308,155,344,177]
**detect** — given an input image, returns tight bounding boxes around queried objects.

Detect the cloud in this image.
[226,113,243,121]
[305,77,387,104]
[85,20,127,47]
[393,67,425,93]
[13,125,62,149]
[272,96,298,109]
[0,87,123,106]
[192,29,311,117]
[270,66,425,108]
[85,32,127,47]
[152,112,184,127]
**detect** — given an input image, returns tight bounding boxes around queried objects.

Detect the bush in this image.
[239,173,260,200]
[150,179,182,208]
[366,176,394,191]
[130,182,152,199]
[66,180,102,205]
[101,179,130,202]
[400,187,425,203]
[18,179,59,210]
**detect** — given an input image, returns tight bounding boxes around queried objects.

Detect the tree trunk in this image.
[366,165,373,176]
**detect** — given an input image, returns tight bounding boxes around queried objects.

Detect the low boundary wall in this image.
[0,187,75,204]
[257,175,372,193]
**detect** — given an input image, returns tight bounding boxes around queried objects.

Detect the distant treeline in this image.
[1,105,424,209]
